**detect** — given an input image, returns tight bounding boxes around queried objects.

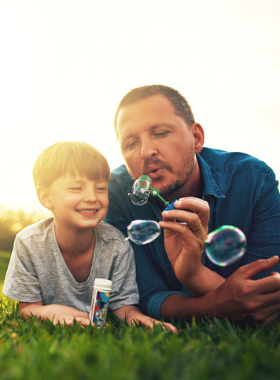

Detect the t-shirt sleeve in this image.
[2,235,43,302]
[108,239,140,311]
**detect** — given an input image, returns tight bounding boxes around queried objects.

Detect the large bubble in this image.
[204,225,247,266]
[126,220,161,245]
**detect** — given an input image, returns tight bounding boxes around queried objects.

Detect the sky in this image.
[0,0,279,213]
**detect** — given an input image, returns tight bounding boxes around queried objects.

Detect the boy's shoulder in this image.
[17,217,54,241]
[96,221,127,242]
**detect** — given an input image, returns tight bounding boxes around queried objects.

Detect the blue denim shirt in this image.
[105,148,280,319]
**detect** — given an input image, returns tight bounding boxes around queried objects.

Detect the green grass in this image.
[0,250,11,293]
[1,251,280,380]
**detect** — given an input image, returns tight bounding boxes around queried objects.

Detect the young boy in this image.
[3,141,176,331]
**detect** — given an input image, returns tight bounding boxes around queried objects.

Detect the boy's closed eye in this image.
[69,187,82,191]
[95,186,108,193]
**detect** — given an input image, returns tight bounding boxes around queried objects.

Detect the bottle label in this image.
[89,289,110,327]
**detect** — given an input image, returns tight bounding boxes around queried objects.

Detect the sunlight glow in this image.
[0,0,279,212]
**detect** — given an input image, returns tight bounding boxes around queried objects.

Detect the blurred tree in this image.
[0,205,50,251]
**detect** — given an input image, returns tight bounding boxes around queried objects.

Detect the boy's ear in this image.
[36,187,53,210]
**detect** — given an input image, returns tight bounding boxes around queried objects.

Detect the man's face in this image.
[116,95,201,197]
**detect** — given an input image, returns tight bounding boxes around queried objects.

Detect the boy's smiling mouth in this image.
[76,209,98,214]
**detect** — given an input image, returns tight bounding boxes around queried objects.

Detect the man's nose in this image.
[140,139,157,159]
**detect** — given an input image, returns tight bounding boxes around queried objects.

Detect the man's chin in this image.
[157,178,188,198]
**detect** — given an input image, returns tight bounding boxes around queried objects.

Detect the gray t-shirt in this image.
[3,217,139,312]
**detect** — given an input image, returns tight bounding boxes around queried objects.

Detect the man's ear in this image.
[36,187,53,210]
[192,123,205,154]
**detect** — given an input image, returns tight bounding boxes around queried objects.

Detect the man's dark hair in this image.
[114,85,195,135]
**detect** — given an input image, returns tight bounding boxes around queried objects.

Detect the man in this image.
[105,84,280,325]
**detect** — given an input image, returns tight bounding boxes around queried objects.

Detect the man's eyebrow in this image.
[120,124,172,142]
[150,124,167,130]
[122,124,169,137]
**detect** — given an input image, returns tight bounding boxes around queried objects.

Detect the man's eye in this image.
[124,140,137,150]
[154,131,169,137]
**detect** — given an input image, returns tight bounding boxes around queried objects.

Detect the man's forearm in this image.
[180,265,225,297]
[160,257,280,325]
[160,292,223,321]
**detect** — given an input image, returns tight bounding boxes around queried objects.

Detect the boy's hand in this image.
[113,306,178,333]
[19,301,94,328]
[129,314,178,333]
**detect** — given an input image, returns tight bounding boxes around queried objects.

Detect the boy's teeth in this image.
[79,209,96,213]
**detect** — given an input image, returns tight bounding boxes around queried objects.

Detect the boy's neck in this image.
[54,224,95,283]
[54,223,95,256]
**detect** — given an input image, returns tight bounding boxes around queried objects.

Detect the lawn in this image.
[0,250,11,291]
[1,250,280,380]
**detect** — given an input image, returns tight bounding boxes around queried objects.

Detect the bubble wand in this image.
[130,175,177,210]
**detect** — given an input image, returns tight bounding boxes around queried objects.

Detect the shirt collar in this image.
[197,153,225,199]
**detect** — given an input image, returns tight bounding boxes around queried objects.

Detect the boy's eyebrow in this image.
[64,177,108,184]
[62,178,84,186]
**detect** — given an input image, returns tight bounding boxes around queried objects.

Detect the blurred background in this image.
[0,0,279,249]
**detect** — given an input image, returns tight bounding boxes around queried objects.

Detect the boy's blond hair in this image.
[33,141,110,188]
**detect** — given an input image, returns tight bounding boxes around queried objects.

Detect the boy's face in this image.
[44,173,109,231]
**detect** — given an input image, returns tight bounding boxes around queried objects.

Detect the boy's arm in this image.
[159,197,225,296]
[112,305,177,332]
[19,301,92,327]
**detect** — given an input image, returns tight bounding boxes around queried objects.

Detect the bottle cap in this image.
[93,278,112,292]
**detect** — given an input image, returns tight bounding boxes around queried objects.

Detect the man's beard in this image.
[159,150,196,197]
[127,147,197,197]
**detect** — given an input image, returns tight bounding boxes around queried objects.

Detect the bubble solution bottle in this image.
[89,278,112,327]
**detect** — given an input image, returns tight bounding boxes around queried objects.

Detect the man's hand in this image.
[212,256,280,325]
[159,197,209,277]
[159,197,224,295]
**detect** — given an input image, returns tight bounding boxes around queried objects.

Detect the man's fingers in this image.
[161,209,205,231]
[254,275,280,296]
[255,273,280,295]
[250,299,280,326]
[159,220,192,235]
[174,197,209,215]
[237,256,279,279]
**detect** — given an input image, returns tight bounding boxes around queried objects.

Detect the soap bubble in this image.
[126,220,161,245]
[130,177,151,206]
[204,225,247,266]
